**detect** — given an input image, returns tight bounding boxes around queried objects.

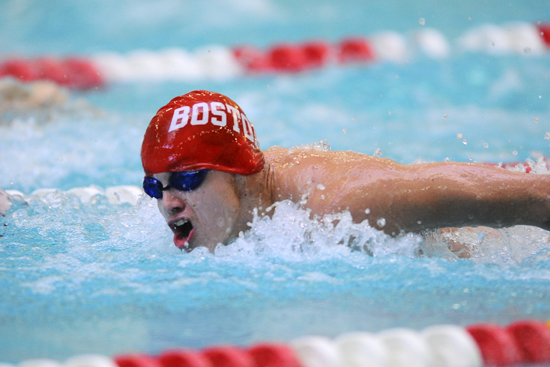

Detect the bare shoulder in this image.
[262,147,404,204]
[264,146,400,169]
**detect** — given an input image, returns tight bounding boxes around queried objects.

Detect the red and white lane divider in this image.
[0,23,549,90]
[3,319,550,367]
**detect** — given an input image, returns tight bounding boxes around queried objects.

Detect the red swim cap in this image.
[141,90,264,176]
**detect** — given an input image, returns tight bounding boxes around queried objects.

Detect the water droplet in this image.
[417,220,422,225]
[512,150,518,155]
[365,208,371,214]
[373,148,382,157]
[534,117,539,123]
[419,17,426,25]
[342,129,348,134]
[377,218,386,227]
[316,184,326,190]
[395,74,399,79]
[457,133,463,139]
[539,95,542,99]
[388,111,392,115]
[545,132,550,140]
[484,142,489,148]
[524,47,531,54]
[443,114,447,119]
[463,139,468,145]
[444,157,450,162]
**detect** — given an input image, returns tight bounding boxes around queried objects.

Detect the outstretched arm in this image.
[275,149,550,235]
[360,161,550,234]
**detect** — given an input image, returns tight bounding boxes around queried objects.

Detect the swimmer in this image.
[141,90,550,252]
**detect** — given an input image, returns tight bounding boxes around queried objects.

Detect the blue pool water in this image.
[1,0,550,364]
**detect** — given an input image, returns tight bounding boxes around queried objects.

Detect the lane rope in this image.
[3,319,550,367]
[0,23,548,89]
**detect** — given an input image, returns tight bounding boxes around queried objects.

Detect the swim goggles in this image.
[143,170,208,199]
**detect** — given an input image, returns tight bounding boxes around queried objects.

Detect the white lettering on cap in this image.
[191,102,209,125]
[210,102,227,127]
[167,102,256,144]
[168,106,190,132]
[226,105,241,133]
[241,114,255,142]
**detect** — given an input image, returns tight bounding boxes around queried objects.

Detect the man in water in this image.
[141,90,550,252]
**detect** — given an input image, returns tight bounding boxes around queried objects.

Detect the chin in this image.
[187,235,224,253]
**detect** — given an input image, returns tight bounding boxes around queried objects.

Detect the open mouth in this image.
[170,218,195,250]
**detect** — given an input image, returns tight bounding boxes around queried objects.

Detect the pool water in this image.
[1,0,550,363]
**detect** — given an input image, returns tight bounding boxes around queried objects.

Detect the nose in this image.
[160,189,186,215]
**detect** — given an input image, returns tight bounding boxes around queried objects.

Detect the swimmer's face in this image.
[153,170,242,252]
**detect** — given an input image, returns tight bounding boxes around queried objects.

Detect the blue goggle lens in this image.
[143,170,208,199]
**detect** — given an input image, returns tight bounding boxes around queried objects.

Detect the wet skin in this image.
[155,147,550,251]
[154,170,245,252]
[266,147,550,234]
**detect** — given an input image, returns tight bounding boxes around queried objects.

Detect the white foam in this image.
[10,185,143,206]
[66,186,105,204]
[105,185,143,205]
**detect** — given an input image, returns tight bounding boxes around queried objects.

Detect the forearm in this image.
[284,152,550,234]
[385,163,550,232]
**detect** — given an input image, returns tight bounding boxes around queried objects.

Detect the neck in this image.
[232,166,276,236]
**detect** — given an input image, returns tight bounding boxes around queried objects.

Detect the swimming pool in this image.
[1,0,550,364]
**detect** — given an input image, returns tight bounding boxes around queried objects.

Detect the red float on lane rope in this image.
[158,350,213,367]
[506,320,550,364]
[466,324,523,366]
[301,41,331,69]
[35,58,67,85]
[201,346,255,367]
[115,355,162,367]
[538,24,550,46]
[0,57,104,90]
[63,58,104,89]
[337,38,375,64]
[232,46,270,73]
[267,44,308,73]
[0,59,40,81]
[247,343,303,367]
